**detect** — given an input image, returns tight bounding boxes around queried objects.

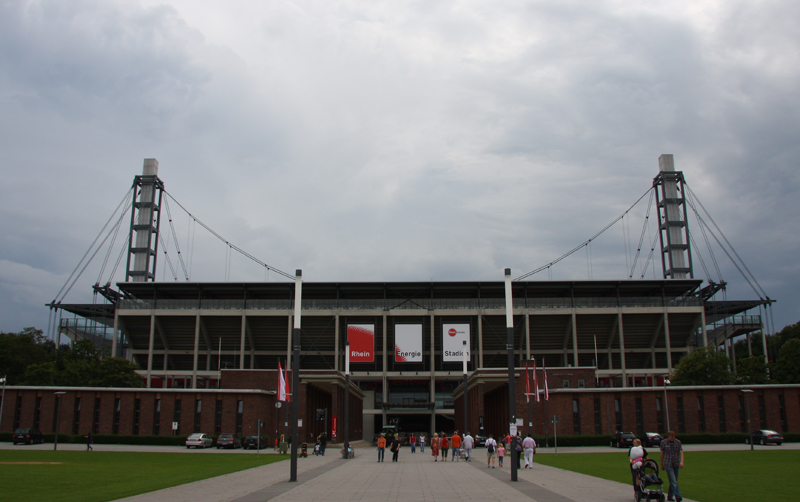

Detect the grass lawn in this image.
[0,450,289,502]
[534,450,800,502]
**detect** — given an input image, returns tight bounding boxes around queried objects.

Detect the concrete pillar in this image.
[618,312,627,388]
[664,310,673,369]
[334,314,340,371]
[146,313,155,388]
[572,311,579,367]
[239,315,247,370]
[192,314,200,389]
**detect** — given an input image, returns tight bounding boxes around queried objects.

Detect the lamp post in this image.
[343,341,350,459]
[742,389,754,451]
[663,378,671,432]
[504,268,518,482]
[462,340,468,436]
[53,391,66,451]
[0,376,6,433]
[290,270,302,481]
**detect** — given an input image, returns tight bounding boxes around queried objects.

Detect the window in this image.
[133,398,141,435]
[72,397,81,434]
[758,395,767,429]
[578,379,585,388]
[676,396,685,433]
[93,398,101,434]
[215,400,223,435]
[697,396,705,433]
[614,398,622,431]
[717,395,727,433]
[153,399,161,435]
[594,398,602,435]
[635,398,644,437]
[573,399,581,435]
[738,395,746,432]
[656,397,664,432]
[779,395,788,431]
[562,380,570,389]
[34,396,42,430]
[194,400,202,432]
[113,398,121,434]
[236,400,244,435]
[174,399,182,435]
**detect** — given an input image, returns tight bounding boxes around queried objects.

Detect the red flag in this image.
[533,358,540,403]
[284,361,291,402]
[525,360,530,403]
[543,358,549,401]
[278,361,287,402]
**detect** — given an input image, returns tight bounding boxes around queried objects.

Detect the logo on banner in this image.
[395,324,423,362]
[347,324,375,362]
[442,323,471,362]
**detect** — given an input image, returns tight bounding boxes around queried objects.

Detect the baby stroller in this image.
[634,459,665,502]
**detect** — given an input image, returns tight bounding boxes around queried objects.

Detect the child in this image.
[497,443,506,467]
[629,440,644,470]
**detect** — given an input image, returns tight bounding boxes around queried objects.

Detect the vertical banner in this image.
[442,323,471,362]
[332,416,337,438]
[347,324,375,362]
[395,324,423,362]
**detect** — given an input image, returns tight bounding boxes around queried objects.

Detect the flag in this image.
[284,361,291,402]
[278,361,287,402]
[525,360,530,403]
[543,358,549,401]
[532,358,540,403]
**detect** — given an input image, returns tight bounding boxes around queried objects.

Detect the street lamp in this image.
[53,392,66,451]
[343,341,350,459]
[742,389,754,451]
[504,268,518,482]
[0,376,7,433]
[462,340,468,436]
[662,378,671,433]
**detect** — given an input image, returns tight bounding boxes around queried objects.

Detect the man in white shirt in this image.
[462,432,474,462]
[522,434,537,468]
[485,434,498,468]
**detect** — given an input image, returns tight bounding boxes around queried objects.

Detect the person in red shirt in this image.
[410,433,416,453]
[450,431,462,461]
[377,433,387,462]
[441,434,449,461]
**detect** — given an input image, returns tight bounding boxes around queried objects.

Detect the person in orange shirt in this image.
[431,433,440,461]
[450,431,462,461]
[377,433,386,462]
[441,434,450,461]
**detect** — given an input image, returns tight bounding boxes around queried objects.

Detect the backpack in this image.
[487,441,495,453]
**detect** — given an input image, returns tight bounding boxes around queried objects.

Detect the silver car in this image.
[185,433,213,448]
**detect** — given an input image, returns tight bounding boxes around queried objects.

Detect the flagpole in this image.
[290,270,302,482]
[343,341,350,459]
[504,268,518,482]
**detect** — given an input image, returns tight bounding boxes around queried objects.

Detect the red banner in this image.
[348,324,375,362]
[332,416,337,438]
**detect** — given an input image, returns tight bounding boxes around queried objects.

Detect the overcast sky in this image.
[1,0,798,337]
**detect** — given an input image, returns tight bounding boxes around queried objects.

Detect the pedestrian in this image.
[410,433,416,453]
[85,432,93,451]
[522,433,536,468]
[431,433,440,461]
[390,433,401,462]
[441,434,449,461]
[377,433,386,462]
[420,434,426,453]
[660,431,684,502]
[497,442,505,467]
[319,432,327,456]
[451,431,461,461]
[462,431,474,462]
[485,434,497,468]
[629,438,648,496]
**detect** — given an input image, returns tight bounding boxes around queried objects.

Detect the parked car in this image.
[185,433,213,448]
[12,428,44,445]
[747,429,784,446]
[641,432,663,448]
[473,435,488,447]
[243,435,266,450]
[610,431,636,448]
[216,433,242,449]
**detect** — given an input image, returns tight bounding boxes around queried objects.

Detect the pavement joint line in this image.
[466,459,574,502]
[231,456,346,502]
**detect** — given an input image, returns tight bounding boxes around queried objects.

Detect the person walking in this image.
[497,442,505,467]
[420,434,426,453]
[485,434,497,468]
[660,431,684,502]
[522,433,536,468]
[431,433,440,461]
[377,433,386,462]
[462,432,474,462]
[440,434,449,461]
[85,432,93,451]
[410,433,416,453]
[319,432,327,456]
[451,431,462,461]
[390,433,401,462]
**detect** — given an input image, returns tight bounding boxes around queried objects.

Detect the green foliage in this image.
[773,338,800,384]
[671,347,734,386]
[735,356,770,384]
[0,327,142,388]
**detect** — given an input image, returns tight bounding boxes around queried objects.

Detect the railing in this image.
[117,295,702,311]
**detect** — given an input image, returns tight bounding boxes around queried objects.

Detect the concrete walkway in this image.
[114,446,683,502]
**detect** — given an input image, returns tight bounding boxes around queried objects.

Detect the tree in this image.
[23,362,58,386]
[773,338,800,384]
[0,328,52,385]
[735,356,770,384]
[671,347,734,386]
[96,357,143,387]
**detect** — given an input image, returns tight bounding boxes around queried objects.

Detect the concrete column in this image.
[430,312,436,433]
[572,311,579,367]
[478,313,484,368]
[525,314,531,361]
[239,315,247,370]
[700,311,708,347]
[761,322,769,364]
[334,314,340,371]
[618,312,627,388]
[382,314,388,427]
[192,314,200,389]
[146,313,155,388]
[112,312,119,358]
[663,310,673,369]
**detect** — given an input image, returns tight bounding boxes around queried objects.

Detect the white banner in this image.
[395,324,422,362]
[442,323,471,362]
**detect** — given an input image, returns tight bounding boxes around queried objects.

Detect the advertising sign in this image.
[442,323,470,362]
[332,416,337,438]
[395,324,423,362]
[347,324,375,362]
